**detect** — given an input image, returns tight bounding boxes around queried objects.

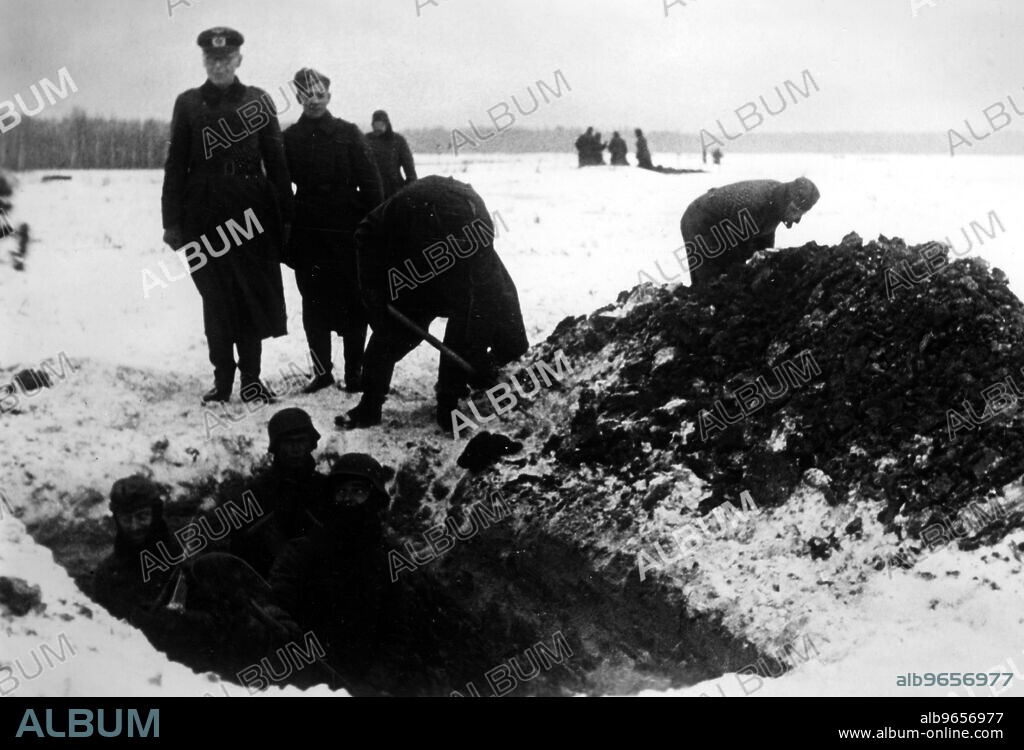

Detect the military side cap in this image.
[198,27,244,55]
[293,68,331,95]
[110,475,162,513]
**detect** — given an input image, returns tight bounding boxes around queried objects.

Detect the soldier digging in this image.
[337,176,529,432]
[161,27,292,405]
[283,68,383,393]
[680,177,820,290]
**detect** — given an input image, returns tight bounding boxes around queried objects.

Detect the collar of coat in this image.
[294,110,337,135]
[200,77,247,107]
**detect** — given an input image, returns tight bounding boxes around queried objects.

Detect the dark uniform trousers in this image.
[293,241,367,385]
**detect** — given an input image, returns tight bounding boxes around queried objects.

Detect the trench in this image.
[25,468,778,697]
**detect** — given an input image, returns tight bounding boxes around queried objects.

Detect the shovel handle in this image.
[386,304,477,377]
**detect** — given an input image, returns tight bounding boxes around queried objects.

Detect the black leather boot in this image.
[202,384,232,403]
[240,378,278,406]
[335,398,382,428]
[302,371,336,394]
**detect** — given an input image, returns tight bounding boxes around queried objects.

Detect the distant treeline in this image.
[0,109,168,170]
[4,110,1024,170]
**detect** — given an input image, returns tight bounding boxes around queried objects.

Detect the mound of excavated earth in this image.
[553,233,1024,529]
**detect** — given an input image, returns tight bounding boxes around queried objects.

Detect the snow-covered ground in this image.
[4,151,1022,372]
[1,152,1022,697]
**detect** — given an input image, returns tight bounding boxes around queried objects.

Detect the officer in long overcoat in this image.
[161,27,292,404]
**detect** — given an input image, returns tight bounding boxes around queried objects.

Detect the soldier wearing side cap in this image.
[161,27,293,406]
[283,69,384,394]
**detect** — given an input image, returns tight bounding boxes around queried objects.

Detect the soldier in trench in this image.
[228,407,333,577]
[336,175,529,432]
[92,476,180,622]
[269,454,398,687]
[93,475,296,675]
[680,177,820,290]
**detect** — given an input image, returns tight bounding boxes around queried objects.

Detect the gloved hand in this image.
[162,226,185,250]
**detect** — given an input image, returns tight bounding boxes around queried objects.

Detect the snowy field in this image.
[1,151,1023,698]
[3,151,1023,375]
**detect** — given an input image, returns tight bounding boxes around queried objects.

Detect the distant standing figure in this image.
[0,169,14,229]
[712,147,723,165]
[608,132,628,166]
[283,68,384,393]
[593,132,607,165]
[680,177,820,290]
[366,110,417,200]
[0,169,29,270]
[574,127,595,167]
[634,128,653,169]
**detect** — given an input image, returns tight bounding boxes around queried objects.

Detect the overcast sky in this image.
[1,0,1020,133]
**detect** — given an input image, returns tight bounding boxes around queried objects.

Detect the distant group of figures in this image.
[574,127,719,173]
[574,127,635,167]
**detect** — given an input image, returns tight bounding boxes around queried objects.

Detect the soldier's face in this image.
[115,508,153,545]
[276,434,316,468]
[299,85,331,119]
[782,201,805,228]
[203,52,242,87]
[333,479,372,509]
[372,120,386,134]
